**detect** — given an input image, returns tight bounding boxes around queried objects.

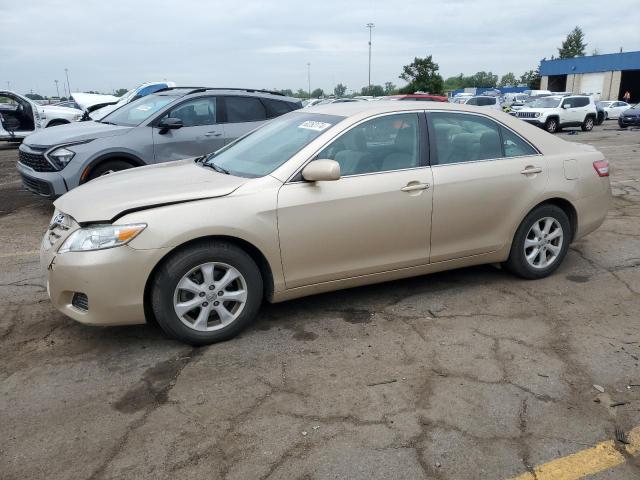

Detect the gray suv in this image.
[17,88,301,198]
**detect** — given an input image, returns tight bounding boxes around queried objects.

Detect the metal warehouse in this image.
[540,50,640,102]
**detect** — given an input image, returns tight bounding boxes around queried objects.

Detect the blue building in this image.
[539,51,640,102]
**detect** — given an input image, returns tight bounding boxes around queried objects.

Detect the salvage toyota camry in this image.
[41,101,611,345]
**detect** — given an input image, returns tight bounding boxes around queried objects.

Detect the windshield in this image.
[100,93,176,126]
[203,112,344,178]
[528,97,561,108]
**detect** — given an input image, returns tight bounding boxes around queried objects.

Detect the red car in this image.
[387,94,448,102]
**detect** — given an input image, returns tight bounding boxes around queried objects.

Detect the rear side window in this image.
[225,96,267,123]
[502,128,537,157]
[430,112,503,164]
[466,98,479,106]
[262,98,294,118]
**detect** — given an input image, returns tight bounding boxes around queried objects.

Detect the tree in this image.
[558,26,587,59]
[310,88,324,98]
[334,83,347,97]
[468,71,498,88]
[361,85,384,96]
[25,93,44,100]
[498,72,517,87]
[279,89,294,97]
[399,55,444,94]
[384,82,397,95]
[520,69,541,89]
[114,88,128,97]
[444,74,468,91]
[294,89,308,98]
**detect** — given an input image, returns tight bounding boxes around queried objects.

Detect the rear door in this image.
[152,96,224,162]
[428,111,547,262]
[221,96,268,144]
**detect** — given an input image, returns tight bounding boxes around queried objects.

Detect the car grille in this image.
[72,292,89,311]
[18,149,56,172]
[516,112,538,119]
[20,174,53,197]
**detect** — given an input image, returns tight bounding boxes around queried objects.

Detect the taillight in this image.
[593,160,609,177]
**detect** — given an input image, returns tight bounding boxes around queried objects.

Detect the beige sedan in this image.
[41,101,611,344]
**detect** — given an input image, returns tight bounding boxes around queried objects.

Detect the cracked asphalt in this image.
[1,126,639,480]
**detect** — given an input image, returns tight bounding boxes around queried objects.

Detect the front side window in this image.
[166,97,216,127]
[225,96,267,123]
[431,112,503,165]
[316,113,420,176]
[204,112,344,178]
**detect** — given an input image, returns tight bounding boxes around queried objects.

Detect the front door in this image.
[152,96,225,162]
[428,111,548,262]
[277,112,433,288]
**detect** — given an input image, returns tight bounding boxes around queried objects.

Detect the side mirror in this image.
[157,117,183,134]
[562,104,570,109]
[302,159,341,182]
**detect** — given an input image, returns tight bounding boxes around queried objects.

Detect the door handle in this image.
[401,183,430,192]
[520,166,542,175]
[205,132,222,137]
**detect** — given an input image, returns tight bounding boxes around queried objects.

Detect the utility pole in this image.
[6,81,10,90]
[307,62,311,98]
[366,23,375,95]
[54,80,60,98]
[64,68,71,96]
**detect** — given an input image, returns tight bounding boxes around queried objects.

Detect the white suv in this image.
[512,95,597,133]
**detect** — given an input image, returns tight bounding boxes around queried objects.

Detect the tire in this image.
[604,112,609,121]
[581,116,594,132]
[545,117,558,133]
[151,241,263,345]
[87,159,134,180]
[46,120,68,128]
[504,204,571,280]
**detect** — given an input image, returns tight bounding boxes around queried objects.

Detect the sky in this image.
[1,0,638,97]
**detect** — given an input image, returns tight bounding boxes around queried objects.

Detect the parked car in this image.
[512,95,598,133]
[464,95,502,110]
[598,101,631,120]
[17,87,302,197]
[41,101,611,345]
[302,98,324,108]
[618,103,640,128]
[89,81,176,120]
[503,93,530,107]
[387,94,448,102]
[0,90,83,141]
[523,89,552,97]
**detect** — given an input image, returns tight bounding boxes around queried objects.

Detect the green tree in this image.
[334,83,347,97]
[25,93,44,100]
[520,69,541,89]
[398,55,444,94]
[558,26,587,59]
[114,88,128,97]
[311,88,324,98]
[467,71,498,88]
[384,82,397,95]
[295,89,308,98]
[361,85,384,96]
[279,89,294,97]
[498,72,517,87]
[444,74,469,91]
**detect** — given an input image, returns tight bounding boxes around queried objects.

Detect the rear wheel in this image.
[87,159,134,180]
[504,204,571,279]
[545,118,558,133]
[581,116,594,131]
[151,241,263,345]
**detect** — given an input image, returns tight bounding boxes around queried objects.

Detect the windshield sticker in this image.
[136,105,152,111]
[298,121,331,132]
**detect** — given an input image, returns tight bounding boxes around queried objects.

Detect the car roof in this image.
[155,87,299,102]
[304,100,502,117]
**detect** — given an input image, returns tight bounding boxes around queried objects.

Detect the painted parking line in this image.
[0,250,39,258]
[510,426,640,480]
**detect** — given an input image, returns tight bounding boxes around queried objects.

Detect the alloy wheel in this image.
[173,262,248,331]
[524,217,564,269]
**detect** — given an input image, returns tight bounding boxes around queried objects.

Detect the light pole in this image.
[366,23,374,95]
[307,62,311,98]
[64,68,71,97]
[54,80,60,98]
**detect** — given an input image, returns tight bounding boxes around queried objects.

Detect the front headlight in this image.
[534,112,541,118]
[48,147,76,169]
[73,114,82,122]
[59,223,146,253]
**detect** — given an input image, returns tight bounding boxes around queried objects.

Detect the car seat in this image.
[381,125,418,171]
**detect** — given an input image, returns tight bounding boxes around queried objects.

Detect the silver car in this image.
[17,88,301,198]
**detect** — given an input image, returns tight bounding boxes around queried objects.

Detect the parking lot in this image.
[1,126,639,479]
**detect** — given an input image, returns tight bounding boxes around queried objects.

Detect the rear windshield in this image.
[100,93,177,126]
[203,112,344,178]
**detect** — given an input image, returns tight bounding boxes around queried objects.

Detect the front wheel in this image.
[87,159,134,180]
[581,116,594,131]
[504,205,571,280]
[545,118,558,133]
[151,241,263,345]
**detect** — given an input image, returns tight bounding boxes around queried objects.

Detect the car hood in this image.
[54,159,248,223]
[622,107,640,116]
[88,103,119,120]
[23,120,132,148]
[71,92,119,110]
